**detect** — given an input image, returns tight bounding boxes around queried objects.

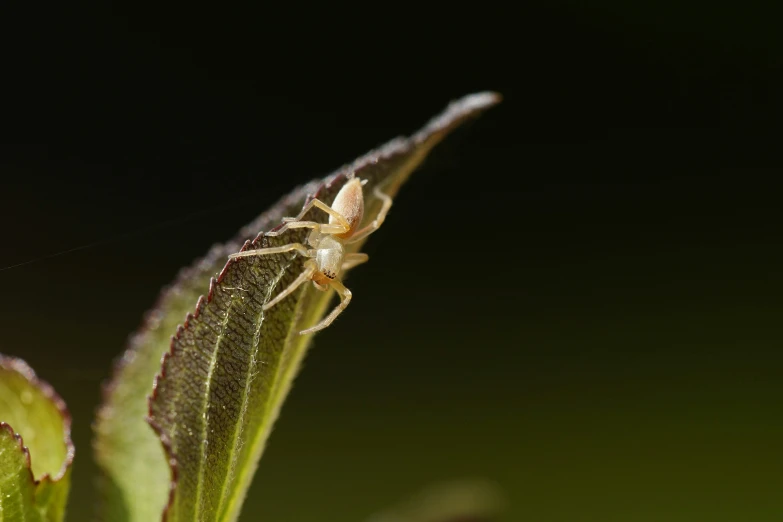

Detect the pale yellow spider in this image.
[229,177,392,335]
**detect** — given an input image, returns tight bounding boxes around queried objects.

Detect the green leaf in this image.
[365,481,504,522]
[93,181,324,522]
[0,355,74,522]
[94,92,500,522]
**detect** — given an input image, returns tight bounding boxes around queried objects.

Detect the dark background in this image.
[1,2,782,521]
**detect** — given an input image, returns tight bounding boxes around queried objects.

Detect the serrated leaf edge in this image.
[0,355,75,485]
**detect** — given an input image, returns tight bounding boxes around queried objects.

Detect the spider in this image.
[229,177,392,335]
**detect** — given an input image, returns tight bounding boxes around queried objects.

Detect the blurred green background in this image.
[1,1,782,521]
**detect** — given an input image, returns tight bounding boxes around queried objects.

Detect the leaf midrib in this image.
[214,261,293,521]
[192,294,237,521]
[218,270,321,521]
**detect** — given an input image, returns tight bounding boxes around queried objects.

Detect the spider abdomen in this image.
[329,178,365,238]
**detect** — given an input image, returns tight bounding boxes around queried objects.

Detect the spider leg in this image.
[346,185,392,243]
[263,260,317,311]
[341,252,369,270]
[228,242,313,260]
[267,220,348,238]
[275,197,351,230]
[299,279,352,335]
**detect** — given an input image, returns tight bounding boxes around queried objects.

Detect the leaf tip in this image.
[460,90,503,108]
[0,421,36,475]
[408,90,502,154]
[0,420,27,450]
